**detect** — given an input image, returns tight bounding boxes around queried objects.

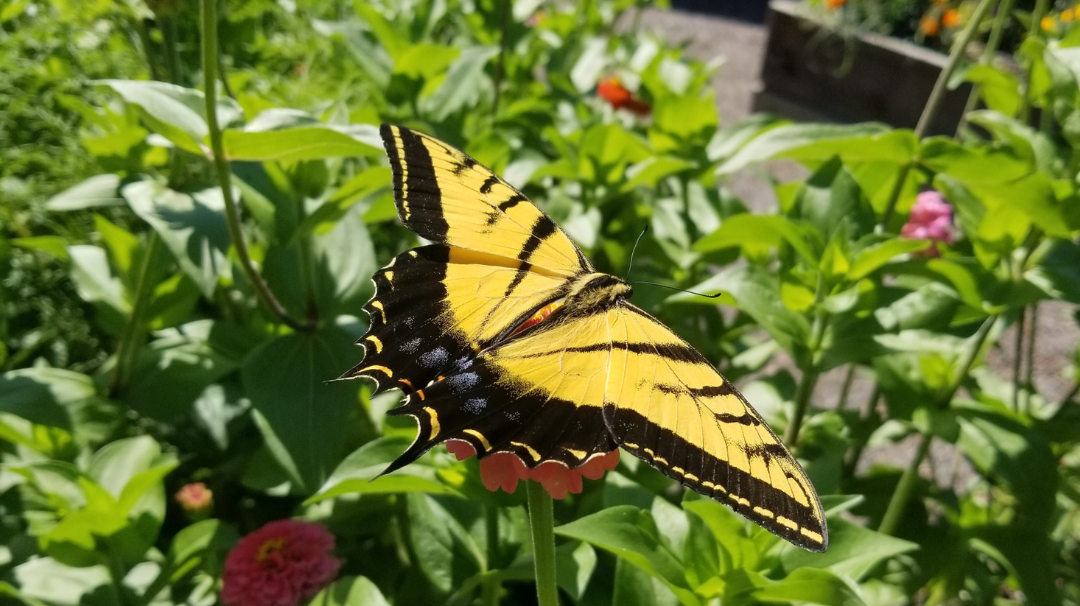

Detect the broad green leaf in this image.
[918,137,1033,183]
[793,157,876,240]
[44,174,122,211]
[296,166,392,237]
[556,541,598,602]
[778,517,917,579]
[310,576,391,606]
[307,437,459,504]
[168,519,239,580]
[405,493,484,594]
[423,46,499,121]
[0,368,98,429]
[310,204,377,318]
[555,506,700,606]
[848,239,931,280]
[87,436,165,498]
[92,215,139,280]
[11,236,70,260]
[693,214,817,264]
[716,123,899,175]
[622,156,695,191]
[68,245,129,317]
[682,497,759,575]
[10,558,114,606]
[741,568,865,606]
[122,181,231,298]
[613,557,681,606]
[222,125,381,162]
[964,64,1022,116]
[241,326,362,492]
[100,80,241,154]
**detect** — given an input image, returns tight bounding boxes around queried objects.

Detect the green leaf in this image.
[168,519,239,580]
[613,557,681,606]
[739,568,865,606]
[964,65,1022,116]
[122,181,231,298]
[778,517,917,580]
[918,137,1033,183]
[100,80,241,155]
[0,368,99,429]
[423,46,499,121]
[848,239,931,280]
[405,493,484,594]
[296,166,392,237]
[11,236,70,260]
[716,123,900,175]
[44,174,123,211]
[556,541,598,602]
[555,506,700,606]
[306,437,460,505]
[10,558,114,606]
[310,576,391,606]
[87,436,166,498]
[241,326,362,492]
[693,214,817,264]
[622,156,695,192]
[67,245,129,318]
[92,215,139,280]
[222,125,381,162]
[310,205,377,319]
[793,157,876,240]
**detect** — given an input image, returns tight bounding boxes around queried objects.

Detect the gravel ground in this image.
[638,7,1080,481]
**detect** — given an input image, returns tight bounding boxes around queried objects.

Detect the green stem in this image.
[1020,0,1052,121]
[877,162,912,232]
[200,0,312,333]
[136,20,161,82]
[836,364,856,411]
[956,0,1014,134]
[526,481,559,606]
[785,368,819,447]
[102,539,136,606]
[482,505,501,606]
[1012,307,1026,412]
[878,314,998,535]
[110,233,161,396]
[1024,303,1038,414]
[914,0,997,139]
[160,16,183,86]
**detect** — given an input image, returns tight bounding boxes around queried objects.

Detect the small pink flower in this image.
[901,189,957,255]
[222,520,341,606]
[175,483,213,519]
[446,439,620,499]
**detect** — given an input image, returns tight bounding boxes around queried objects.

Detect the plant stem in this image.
[878,162,913,231]
[957,0,1014,134]
[200,0,312,333]
[915,0,997,139]
[526,481,559,606]
[785,368,819,447]
[1012,306,1026,412]
[160,16,183,86]
[110,233,161,396]
[878,314,998,536]
[1020,0,1052,121]
[482,505,501,606]
[836,364,856,411]
[1024,303,1038,413]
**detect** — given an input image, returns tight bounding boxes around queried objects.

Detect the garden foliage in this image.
[1,0,1080,604]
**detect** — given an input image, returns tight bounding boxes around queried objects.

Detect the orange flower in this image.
[942,9,962,27]
[175,482,213,520]
[446,440,620,499]
[824,0,846,10]
[920,14,941,36]
[596,77,651,116]
[1041,16,1056,31]
[1063,8,1076,22]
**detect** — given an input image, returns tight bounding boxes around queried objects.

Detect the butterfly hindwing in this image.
[603,304,828,551]
[381,124,590,276]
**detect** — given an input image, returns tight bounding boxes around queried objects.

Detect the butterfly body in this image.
[341,124,828,552]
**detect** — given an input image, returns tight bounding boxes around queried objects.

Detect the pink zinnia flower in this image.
[446,440,620,499]
[901,189,957,255]
[175,483,213,520]
[222,520,341,606]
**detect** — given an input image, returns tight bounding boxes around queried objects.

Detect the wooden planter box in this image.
[753,0,972,135]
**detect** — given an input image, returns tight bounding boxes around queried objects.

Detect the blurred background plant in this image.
[0,0,1079,605]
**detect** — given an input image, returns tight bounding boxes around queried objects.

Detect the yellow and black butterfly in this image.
[340,125,828,552]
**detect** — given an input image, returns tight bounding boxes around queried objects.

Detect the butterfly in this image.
[340,124,828,552]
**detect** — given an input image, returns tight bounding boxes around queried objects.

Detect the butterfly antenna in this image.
[625,225,650,282]
[631,281,722,299]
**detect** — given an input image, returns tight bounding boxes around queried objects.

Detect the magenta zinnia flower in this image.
[901,189,957,246]
[446,439,620,499]
[221,520,341,606]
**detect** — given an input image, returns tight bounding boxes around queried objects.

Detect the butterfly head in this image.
[566,273,632,309]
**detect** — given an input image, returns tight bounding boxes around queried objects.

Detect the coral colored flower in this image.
[222,520,341,606]
[901,190,957,256]
[175,483,213,519]
[446,439,620,499]
[942,9,962,27]
[527,10,546,26]
[597,77,651,116]
[824,0,845,10]
[920,14,941,36]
